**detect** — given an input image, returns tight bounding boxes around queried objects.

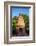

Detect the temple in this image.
[16,15,26,36]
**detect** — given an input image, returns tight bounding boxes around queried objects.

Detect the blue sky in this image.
[11,7,29,17]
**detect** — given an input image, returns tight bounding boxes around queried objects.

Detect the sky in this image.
[10,7,29,17]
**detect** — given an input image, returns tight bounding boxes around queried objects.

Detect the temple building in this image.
[16,15,25,29]
[16,15,26,36]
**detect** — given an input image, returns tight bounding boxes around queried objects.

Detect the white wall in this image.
[35,2,36,42]
[0,0,36,46]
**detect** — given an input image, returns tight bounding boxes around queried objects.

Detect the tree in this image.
[19,13,29,27]
[12,16,17,36]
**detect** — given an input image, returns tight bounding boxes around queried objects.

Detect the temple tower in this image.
[16,15,25,36]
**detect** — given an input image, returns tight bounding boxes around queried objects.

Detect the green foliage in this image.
[12,20,16,28]
[12,16,18,28]
[12,19,16,35]
[21,14,29,27]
